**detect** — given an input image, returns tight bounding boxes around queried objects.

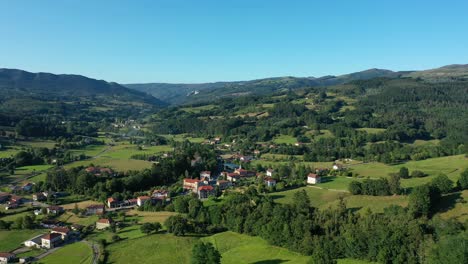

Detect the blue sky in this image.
[1,0,467,83]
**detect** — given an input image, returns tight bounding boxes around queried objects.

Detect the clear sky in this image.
[1,0,467,83]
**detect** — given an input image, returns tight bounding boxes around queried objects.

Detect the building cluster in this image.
[106,190,169,209]
[23,226,74,250]
[183,170,234,199]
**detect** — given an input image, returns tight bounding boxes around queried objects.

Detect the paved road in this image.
[83,240,100,264]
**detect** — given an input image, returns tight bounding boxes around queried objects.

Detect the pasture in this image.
[0,230,46,251]
[202,231,310,264]
[106,234,196,264]
[40,241,93,264]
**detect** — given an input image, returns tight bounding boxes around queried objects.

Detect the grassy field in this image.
[107,233,196,264]
[18,140,56,149]
[202,231,310,264]
[40,241,93,264]
[356,128,386,134]
[435,190,468,222]
[272,186,409,213]
[0,230,46,251]
[125,210,178,224]
[57,212,99,226]
[62,200,102,210]
[273,135,297,144]
[0,148,19,158]
[180,104,216,113]
[271,187,348,208]
[349,155,468,188]
[69,144,108,157]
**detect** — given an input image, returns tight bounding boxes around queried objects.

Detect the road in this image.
[83,240,100,264]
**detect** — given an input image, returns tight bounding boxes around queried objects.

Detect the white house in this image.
[41,233,62,249]
[307,173,321,184]
[137,196,151,207]
[264,177,277,187]
[24,234,44,248]
[266,169,274,177]
[200,171,211,180]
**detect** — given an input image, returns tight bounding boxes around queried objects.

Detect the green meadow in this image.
[202,231,310,264]
[0,230,46,252]
[40,242,93,264]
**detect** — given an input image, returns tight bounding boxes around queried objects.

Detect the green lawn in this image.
[202,231,310,264]
[107,233,196,264]
[0,230,46,251]
[40,242,93,264]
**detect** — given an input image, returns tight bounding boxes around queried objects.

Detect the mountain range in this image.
[126,64,468,105]
[0,64,467,107]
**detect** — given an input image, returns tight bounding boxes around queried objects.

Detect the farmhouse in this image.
[24,234,44,248]
[264,177,277,187]
[107,197,118,208]
[85,166,114,177]
[137,196,151,207]
[226,173,240,182]
[33,192,46,201]
[307,173,321,184]
[152,190,169,201]
[86,204,105,215]
[96,218,113,230]
[41,233,62,249]
[9,195,23,204]
[183,178,201,193]
[216,180,231,190]
[51,226,71,240]
[0,252,15,263]
[234,168,255,177]
[47,206,64,215]
[40,219,61,228]
[198,185,215,199]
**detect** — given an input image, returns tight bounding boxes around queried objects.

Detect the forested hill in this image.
[0,68,166,106]
[0,68,166,137]
[126,68,406,105]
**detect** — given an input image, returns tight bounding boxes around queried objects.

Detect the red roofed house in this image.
[107,197,118,208]
[198,186,215,199]
[183,178,201,193]
[51,227,71,240]
[96,218,113,230]
[264,177,277,187]
[234,168,256,177]
[86,204,105,215]
[307,173,321,185]
[41,233,62,249]
[137,196,151,207]
[226,173,240,182]
[0,252,15,263]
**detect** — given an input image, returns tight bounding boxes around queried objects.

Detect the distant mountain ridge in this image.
[0,68,166,106]
[125,68,408,105]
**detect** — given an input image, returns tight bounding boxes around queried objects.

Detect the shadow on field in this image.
[252,259,289,264]
[269,194,285,200]
[433,192,463,214]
